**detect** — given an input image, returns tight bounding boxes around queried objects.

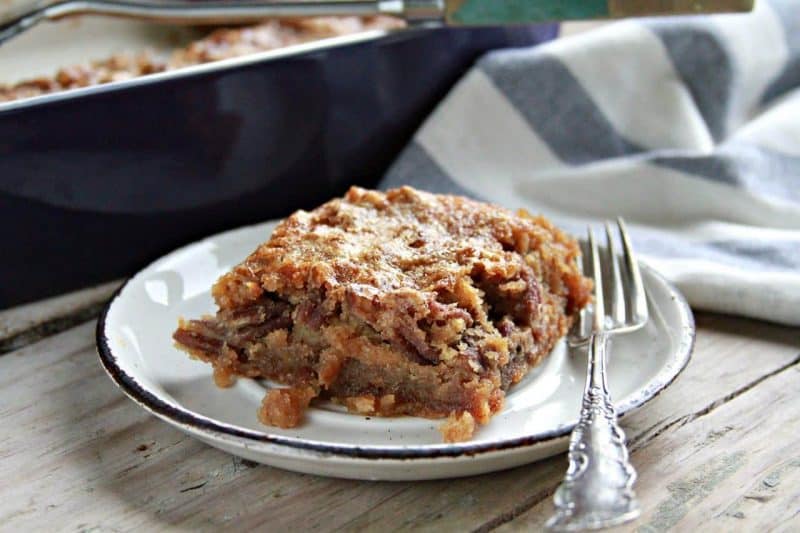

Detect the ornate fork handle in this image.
[547,332,640,531]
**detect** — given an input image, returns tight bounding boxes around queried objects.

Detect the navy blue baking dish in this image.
[0,24,557,308]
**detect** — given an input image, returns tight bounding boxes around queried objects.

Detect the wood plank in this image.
[0,314,797,532]
[0,281,119,354]
[497,354,800,532]
[623,313,800,451]
[334,314,800,532]
[0,322,405,532]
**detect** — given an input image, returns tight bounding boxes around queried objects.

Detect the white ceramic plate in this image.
[97,220,694,481]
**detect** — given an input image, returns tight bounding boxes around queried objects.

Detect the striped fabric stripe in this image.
[379,0,800,325]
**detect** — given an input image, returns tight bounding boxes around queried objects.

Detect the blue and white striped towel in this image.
[381,0,800,326]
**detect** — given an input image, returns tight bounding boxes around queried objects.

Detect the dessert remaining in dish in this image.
[0,16,403,102]
[173,186,591,442]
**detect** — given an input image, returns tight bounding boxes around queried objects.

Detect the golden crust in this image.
[214,186,588,313]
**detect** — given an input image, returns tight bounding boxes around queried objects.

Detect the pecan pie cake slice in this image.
[173,186,591,442]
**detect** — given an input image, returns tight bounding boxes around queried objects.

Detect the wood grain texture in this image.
[0,313,798,532]
[499,339,800,532]
[0,281,119,354]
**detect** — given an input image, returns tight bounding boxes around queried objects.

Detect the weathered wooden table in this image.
[1,281,798,532]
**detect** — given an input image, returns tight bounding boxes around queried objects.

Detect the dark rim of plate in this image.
[95,225,695,461]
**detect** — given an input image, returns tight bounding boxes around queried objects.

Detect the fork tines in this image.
[582,219,648,335]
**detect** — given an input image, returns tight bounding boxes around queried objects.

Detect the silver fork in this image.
[546,218,649,531]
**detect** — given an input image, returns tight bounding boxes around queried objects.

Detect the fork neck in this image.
[586,332,610,396]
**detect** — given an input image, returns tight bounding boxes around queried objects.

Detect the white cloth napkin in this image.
[381,0,800,326]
